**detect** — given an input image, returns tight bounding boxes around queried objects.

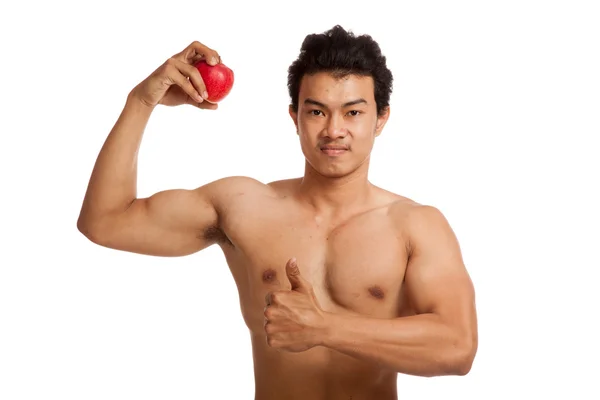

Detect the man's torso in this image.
[209,177,419,399]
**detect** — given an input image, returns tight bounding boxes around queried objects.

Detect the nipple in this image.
[262,269,279,284]
[368,285,385,300]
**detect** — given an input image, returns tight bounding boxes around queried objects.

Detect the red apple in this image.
[194,60,234,103]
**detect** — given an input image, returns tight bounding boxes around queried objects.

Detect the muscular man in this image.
[77,25,478,399]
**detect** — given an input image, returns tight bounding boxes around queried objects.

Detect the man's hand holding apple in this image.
[130,40,234,110]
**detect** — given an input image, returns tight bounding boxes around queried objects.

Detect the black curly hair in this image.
[287,25,393,116]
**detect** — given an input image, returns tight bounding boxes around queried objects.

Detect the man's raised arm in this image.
[77,40,231,257]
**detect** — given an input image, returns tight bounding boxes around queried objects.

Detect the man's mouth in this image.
[320,145,348,156]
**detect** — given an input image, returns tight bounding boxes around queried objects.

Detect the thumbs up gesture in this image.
[264,258,329,352]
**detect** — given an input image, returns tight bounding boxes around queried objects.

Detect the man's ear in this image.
[289,104,299,134]
[374,106,390,137]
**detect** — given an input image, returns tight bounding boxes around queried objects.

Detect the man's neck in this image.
[296,160,374,217]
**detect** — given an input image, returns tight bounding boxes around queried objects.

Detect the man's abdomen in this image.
[249,332,398,400]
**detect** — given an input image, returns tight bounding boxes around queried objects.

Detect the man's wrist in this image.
[319,311,343,348]
[127,88,156,112]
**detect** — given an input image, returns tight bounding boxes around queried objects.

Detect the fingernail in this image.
[210,56,217,65]
[203,91,209,99]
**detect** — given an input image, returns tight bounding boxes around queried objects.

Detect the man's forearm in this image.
[321,312,475,377]
[78,91,154,228]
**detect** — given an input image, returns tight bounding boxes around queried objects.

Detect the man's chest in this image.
[220,202,410,319]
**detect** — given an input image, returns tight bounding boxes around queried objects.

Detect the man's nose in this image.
[325,114,347,139]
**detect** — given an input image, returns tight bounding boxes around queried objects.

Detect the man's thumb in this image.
[286,258,309,291]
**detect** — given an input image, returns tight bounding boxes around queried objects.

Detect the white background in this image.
[1,0,599,399]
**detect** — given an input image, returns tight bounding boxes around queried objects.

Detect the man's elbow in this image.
[419,336,476,377]
[454,350,475,376]
[77,215,108,245]
[450,335,477,376]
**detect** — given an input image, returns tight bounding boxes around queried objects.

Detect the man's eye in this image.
[310,110,323,116]
[348,110,361,116]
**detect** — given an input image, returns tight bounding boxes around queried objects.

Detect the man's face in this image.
[290,72,390,179]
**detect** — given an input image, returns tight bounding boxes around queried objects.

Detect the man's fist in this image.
[263,258,328,352]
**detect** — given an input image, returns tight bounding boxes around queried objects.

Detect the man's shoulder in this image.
[205,176,303,206]
[378,195,451,258]
[199,176,277,206]
[380,189,447,229]
[208,175,270,192]
[386,196,455,250]
[211,176,300,191]
[266,177,302,189]
[265,177,304,198]
[373,186,421,216]
[387,198,446,227]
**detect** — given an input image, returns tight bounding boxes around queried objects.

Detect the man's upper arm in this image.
[84,176,253,257]
[403,205,477,338]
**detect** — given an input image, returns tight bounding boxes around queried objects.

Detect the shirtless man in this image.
[77,25,478,399]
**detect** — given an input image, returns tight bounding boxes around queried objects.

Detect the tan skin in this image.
[78,41,478,400]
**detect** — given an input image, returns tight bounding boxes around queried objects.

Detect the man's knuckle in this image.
[264,324,273,335]
[162,63,175,76]
[271,292,281,303]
